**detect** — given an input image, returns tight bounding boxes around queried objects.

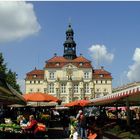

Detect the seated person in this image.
[22,115,38,133]
[17,115,27,127]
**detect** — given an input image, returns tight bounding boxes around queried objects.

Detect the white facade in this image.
[25,64,112,103]
[25,24,112,103]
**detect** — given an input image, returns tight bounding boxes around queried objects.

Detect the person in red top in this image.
[23,115,38,133]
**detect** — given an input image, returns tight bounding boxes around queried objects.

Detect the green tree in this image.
[0,52,7,75]
[0,52,21,93]
[6,69,21,93]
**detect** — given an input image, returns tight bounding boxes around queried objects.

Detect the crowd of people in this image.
[1,106,140,139]
[59,109,103,139]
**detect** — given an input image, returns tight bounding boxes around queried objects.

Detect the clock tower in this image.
[63,23,77,60]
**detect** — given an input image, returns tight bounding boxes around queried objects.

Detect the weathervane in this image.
[68,17,72,25]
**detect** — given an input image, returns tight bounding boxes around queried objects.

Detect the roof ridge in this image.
[73,56,91,62]
[27,69,44,75]
[93,69,111,74]
[47,56,67,62]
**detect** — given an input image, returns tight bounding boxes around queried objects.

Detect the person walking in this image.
[79,111,87,139]
[69,117,79,139]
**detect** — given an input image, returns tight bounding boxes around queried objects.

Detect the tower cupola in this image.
[63,23,77,60]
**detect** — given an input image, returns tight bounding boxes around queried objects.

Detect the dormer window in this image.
[49,72,55,80]
[33,75,37,78]
[84,72,89,79]
[56,63,60,66]
[100,74,103,78]
[79,62,83,66]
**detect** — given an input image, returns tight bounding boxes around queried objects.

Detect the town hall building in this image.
[25,24,112,103]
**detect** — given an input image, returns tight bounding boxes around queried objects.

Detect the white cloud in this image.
[17,79,25,93]
[0,1,41,43]
[88,44,114,66]
[127,48,140,82]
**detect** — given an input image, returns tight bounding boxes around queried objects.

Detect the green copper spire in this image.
[63,22,77,60]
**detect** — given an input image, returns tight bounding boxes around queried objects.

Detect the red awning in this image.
[64,99,90,107]
[90,86,140,106]
[23,92,60,103]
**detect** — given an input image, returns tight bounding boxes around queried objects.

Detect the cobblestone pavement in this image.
[47,127,68,139]
[46,120,69,139]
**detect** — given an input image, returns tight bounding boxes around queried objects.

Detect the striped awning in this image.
[90,85,140,106]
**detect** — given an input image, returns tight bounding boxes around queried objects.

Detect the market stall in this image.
[0,75,26,105]
[23,92,61,106]
[64,99,90,107]
[89,84,140,126]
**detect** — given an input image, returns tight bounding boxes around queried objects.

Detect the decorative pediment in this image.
[62,63,78,70]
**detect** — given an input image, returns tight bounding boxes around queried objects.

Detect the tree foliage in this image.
[0,53,7,75]
[0,52,21,93]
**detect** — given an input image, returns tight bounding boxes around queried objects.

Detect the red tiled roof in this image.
[47,56,68,62]
[73,56,91,62]
[26,69,44,80]
[94,69,111,75]
[45,56,92,68]
[93,68,112,79]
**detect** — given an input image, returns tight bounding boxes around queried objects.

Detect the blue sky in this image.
[0,1,140,92]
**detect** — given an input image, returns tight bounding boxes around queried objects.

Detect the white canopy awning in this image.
[90,85,140,106]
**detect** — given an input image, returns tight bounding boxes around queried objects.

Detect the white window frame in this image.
[74,84,78,93]
[49,83,54,93]
[61,84,66,93]
[33,75,37,78]
[49,72,55,79]
[84,72,89,79]
[100,74,104,78]
[85,83,89,93]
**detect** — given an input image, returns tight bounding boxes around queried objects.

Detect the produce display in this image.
[0,123,21,131]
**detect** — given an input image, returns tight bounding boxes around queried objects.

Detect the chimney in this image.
[101,66,104,70]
